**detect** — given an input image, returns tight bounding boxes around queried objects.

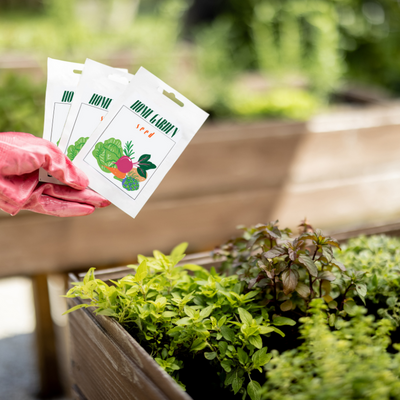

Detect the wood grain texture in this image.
[67,283,192,400]
[2,105,400,278]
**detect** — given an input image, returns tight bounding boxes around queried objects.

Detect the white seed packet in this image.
[58,58,133,162]
[39,58,84,183]
[74,67,209,218]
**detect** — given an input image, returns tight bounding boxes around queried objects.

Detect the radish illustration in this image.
[113,140,157,179]
[114,141,135,173]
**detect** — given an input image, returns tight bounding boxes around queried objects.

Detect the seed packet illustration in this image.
[74,67,209,218]
[58,58,133,162]
[39,58,83,183]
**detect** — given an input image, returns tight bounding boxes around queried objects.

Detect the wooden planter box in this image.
[67,252,217,400]
[67,221,400,400]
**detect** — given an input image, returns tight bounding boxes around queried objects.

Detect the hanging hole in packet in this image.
[161,88,184,107]
[73,69,83,74]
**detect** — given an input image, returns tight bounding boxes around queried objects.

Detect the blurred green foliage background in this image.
[1,0,400,135]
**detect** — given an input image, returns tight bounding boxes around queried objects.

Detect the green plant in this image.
[335,234,400,328]
[213,221,367,326]
[0,73,45,136]
[92,138,124,173]
[64,243,295,399]
[261,299,400,400]
[67,137,89,161]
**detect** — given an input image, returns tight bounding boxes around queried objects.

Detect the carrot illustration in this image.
[102,165,126,179]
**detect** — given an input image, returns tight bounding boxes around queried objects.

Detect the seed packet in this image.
[39,58,84,183]
[58,58,133,162]
[73,67,209,218]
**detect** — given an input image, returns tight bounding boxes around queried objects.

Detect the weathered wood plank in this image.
[68,295,191,400]
[32,274,63,397]
[2,105,400,278]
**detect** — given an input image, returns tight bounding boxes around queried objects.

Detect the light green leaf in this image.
[175,317,192,326]
[252,348,272,368]
[162,311,178,318]
[96,308,117,316]
[200,305,213,319]
[62,303,88,315]
[171,242,188,257]
[272,316,296,326]
[249,335,263,349]
[247,381,261,400]
[134,260,148,282]
[183,264,204,271]
[238,307,253,324]
[204,352,217,360]
[184,306,196,318]
[356,283,367,298]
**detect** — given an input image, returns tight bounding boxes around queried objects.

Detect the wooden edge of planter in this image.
[68,272,193,400]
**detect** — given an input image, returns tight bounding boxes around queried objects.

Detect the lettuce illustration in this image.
[92,138,124,173]
[67,137,89,161]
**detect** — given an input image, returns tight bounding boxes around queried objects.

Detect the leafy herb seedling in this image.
[64,243,295,399]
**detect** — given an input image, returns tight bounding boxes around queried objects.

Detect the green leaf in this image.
[280,300,293,312]
[272,316,296,326]
[138,154,151,163]
[134,260,148,282]
[232,376,244,394]
[162,311,177,318]
[282,269,298,295]
[171,242,188,257]
[175,317,192,326]
[184,306,196,318]
[221,325,236,342]
[356,283,367,297]
[298,254,318,277]
[328,300,338,309]
[249,335,263,349]
[191,338,207,351]
[237,347,249,365]
[67,137,89,161]
[252,348,272,368]
[96,308,117,316]
[200,305,213,319]
[343,301,357,315]
[295,281,310,298]
[218,341,228,356]
[92,138,123,173]
[221,359,232,372]
[247,381,261,400]
[204,352,217,360]
[238,307,253,324]
[62,303,89,315]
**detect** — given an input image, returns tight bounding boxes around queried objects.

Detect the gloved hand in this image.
[0,132,111,217]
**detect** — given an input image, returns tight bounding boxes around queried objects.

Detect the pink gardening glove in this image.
[0,132,111,217]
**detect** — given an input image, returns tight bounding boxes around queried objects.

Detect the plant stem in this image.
[340,283,354,310]
[319,265,325,297]
[273,276,277,309]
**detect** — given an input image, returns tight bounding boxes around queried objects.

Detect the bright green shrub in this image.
[335,235,400,327]
[261,299,400,400]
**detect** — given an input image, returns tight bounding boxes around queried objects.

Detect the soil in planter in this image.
[179,354,265,400]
